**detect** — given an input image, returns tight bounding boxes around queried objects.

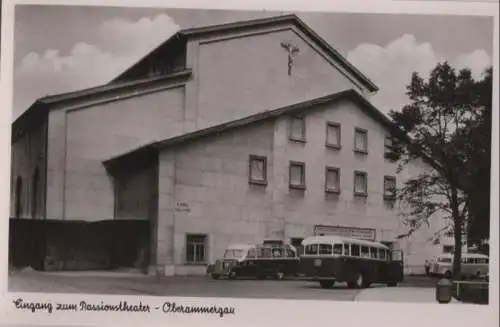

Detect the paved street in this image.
[8,269,438,302]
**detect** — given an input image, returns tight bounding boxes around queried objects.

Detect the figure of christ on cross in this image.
[280,41,300,76]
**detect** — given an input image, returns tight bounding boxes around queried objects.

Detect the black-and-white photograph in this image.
[7,4,494,306]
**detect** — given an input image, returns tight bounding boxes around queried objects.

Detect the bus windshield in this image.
[224,249,246,260]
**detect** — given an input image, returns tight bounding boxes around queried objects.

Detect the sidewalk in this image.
[354,287,463,304]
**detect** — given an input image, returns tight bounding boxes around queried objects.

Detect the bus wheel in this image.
[319,280,335,289]
[211,274,220,280]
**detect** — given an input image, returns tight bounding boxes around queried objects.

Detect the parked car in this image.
[426,253,489,279]
[210,243,300,280]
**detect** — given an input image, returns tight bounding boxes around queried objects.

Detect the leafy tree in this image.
[463,67,492,253]
[387,62,492,279]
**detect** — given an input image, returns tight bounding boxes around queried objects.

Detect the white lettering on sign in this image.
[314,225,376,241]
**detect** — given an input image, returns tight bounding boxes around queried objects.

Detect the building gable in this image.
[111,14,377,93]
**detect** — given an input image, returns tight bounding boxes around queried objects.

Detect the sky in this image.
[13,5,494,120]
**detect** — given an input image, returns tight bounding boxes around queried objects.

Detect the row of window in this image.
[288,116,393,156]
[438,257,489,264]
[301,243,393,260]
[249,155,397,198]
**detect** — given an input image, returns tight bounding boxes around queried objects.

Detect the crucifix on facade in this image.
[280,41,300,76]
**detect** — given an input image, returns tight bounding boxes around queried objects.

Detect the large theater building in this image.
[10,14,451,275]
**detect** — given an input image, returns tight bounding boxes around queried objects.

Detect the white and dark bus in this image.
[299,236,404,289]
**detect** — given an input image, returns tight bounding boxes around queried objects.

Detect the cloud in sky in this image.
[14,13,492,120]
[14,14,179,118]
[347,34,492,114]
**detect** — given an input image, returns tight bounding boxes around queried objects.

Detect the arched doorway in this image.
[15,176,23,218]
[31,169,40,218]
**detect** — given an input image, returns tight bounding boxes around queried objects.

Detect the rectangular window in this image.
[354,128,368,153]
[248,155,267,185]
[354,171,368,196]
[325,167,340,193]
[319,244,333,255]
[351,244,360,257]
[380,249,387,260]
[445,229,454,238]
[384,136,393,158]
[384,176,397,200]
[326,122,341,148]
[333,244,343,255]
[289,116,306,142]
[186,234,207,264]
[361,246,369,258]
[289,161,306,189]
[370,247,378,259]
[305,244,318,255]
[443,245,454,254]
[343,243,350,256]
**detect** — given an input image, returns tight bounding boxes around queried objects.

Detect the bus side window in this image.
[467,258,474,264]
[379,249,386,260]
[370,247,378,259]
[343,244,350,256]
[351,244,360,257]
[361,246,369,258]
[319,244,333,255]
[305,244,318,255]
[333,244,343,255]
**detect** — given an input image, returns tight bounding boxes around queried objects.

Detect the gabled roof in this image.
[103,89,395,170]
[111,14,378,92]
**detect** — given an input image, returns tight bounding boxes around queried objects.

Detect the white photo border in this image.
[0,0,498,326]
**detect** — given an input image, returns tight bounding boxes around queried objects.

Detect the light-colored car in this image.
[426,253,489,279]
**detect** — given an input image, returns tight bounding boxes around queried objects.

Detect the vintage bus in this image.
[426,253,489,279]
[299,236,404,289]
[210,243,300,280]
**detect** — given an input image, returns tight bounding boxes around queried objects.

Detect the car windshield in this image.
[224,249,246,260]
[438,257,452,263]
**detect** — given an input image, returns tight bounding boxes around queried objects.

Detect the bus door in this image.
[387,249,404,282]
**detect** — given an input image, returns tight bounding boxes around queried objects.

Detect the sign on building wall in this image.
[314,225,376,241]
